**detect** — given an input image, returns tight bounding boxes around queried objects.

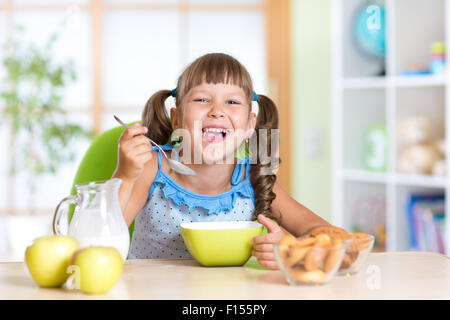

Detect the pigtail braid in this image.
[141,90,173,145]
[250,94,282,223]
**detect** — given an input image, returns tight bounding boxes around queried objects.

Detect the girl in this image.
[112,53,329,269]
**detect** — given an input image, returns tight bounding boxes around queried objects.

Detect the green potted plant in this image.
[0,26,93,213]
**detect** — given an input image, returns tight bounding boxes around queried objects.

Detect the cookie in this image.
[348,232,372,252]
[331,237,343,247]
[277,233,297,260]
[310,225,350,241]
[314,233,332,247]
[290,267,326,284]
[278,233,297,248]
[340,254,352,269]
[278,246,290,262]
[304,247,328,271]
[323,241,343,273]
[340,251,359,269]
[296,237,317,248]
[285,244,310,267]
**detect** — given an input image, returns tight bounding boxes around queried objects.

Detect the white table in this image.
[1,252,449,299]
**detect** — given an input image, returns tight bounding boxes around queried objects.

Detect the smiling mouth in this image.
[202,127,232,143]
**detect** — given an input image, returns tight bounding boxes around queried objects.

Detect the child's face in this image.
[172,82,256,164]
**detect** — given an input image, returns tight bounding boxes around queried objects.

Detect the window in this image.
[0,0,270,215]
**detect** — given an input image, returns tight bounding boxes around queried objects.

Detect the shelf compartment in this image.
[396,86,446,176]
[343,89,387,171]
[396,185,446,254]
[343,181,387,252]
[395,0,446,76]
[341,0,386,78]
[396,87,445,141]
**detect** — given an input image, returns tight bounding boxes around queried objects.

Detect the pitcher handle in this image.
[52,196,77,235]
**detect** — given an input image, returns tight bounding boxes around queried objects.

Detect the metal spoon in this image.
[114,115,197,176]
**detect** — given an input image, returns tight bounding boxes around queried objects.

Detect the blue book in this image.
[405,193,445,251]
[433,212,446,254]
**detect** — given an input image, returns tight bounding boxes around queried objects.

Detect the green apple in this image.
[70,246,123,294]
[25,235,79,287]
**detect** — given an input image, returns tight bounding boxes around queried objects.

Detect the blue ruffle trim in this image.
[153,170,255,215]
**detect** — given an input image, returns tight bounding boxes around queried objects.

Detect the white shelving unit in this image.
[331,0,450,253]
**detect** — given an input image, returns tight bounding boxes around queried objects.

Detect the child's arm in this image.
[112,123,157,226]
[270,182,330,236]
[251,181,330,270]
[113,158,157,226]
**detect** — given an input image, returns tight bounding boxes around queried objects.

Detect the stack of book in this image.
[406,193,446,254]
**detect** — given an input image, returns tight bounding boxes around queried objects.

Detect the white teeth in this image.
[203,128,228,134]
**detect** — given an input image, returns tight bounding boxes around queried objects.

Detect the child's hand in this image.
[115,123,153,182]
[251,214,285,270]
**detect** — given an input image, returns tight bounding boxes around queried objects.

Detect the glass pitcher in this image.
[52,178,130,261]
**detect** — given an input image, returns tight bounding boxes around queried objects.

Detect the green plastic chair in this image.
[69,123,138,240]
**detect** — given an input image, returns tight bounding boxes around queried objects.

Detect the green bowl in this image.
[180,221,263,267]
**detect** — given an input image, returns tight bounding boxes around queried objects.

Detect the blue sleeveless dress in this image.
[128,143,255,259]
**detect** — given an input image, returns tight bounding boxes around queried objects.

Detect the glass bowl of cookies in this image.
[339,233,375,275]
[309,226,375,276]
[273,233,347,285]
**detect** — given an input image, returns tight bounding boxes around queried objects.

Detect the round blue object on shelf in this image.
[353,3,386,60]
